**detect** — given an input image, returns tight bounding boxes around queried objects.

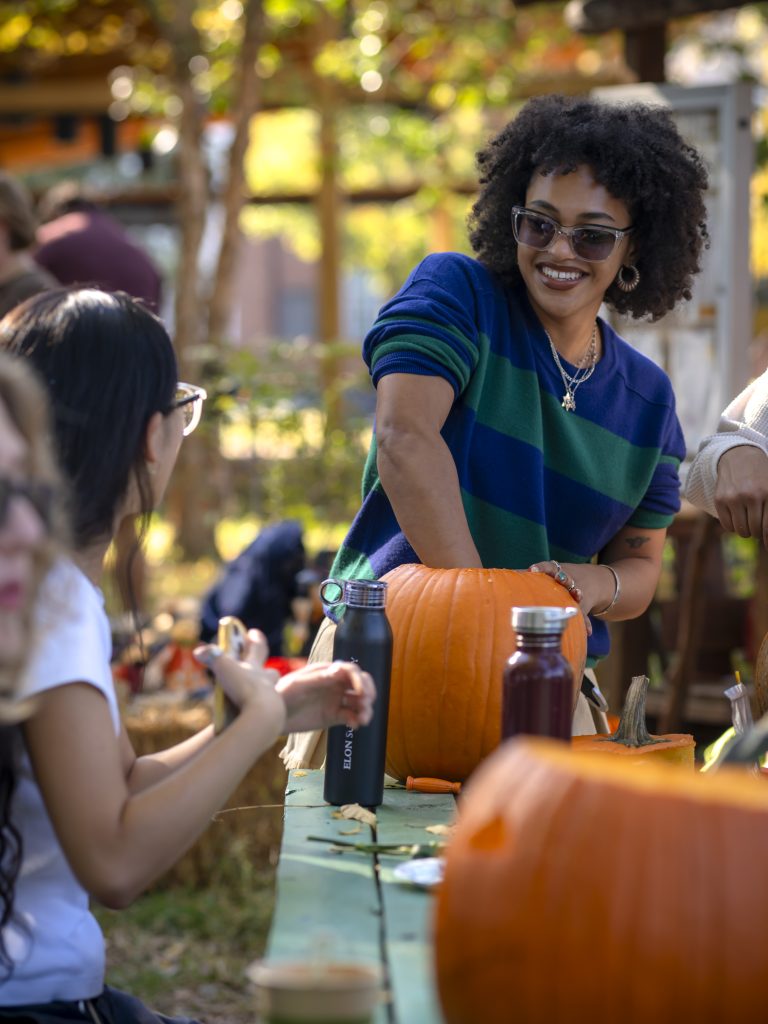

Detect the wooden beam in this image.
[565,0,754,33]
[246,183,478,205]
[0,79,112,115]
[0,118,144,172]
[624,24,667,82]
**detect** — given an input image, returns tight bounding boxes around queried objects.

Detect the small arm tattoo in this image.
[625,535,650,549]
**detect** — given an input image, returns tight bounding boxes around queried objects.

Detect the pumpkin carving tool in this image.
[406,776,462,794]
[703,672,758,773]
[724,671,754,735]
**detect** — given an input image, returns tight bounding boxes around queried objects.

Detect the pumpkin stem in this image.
[610,675,667,748]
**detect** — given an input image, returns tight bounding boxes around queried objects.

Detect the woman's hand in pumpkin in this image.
[528,560,584,602]
[528,561,616,637]
[274,661,376,733]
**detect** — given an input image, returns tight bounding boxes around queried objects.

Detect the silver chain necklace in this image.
[545,323,598,412]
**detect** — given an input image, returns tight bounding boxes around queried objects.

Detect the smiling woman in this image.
[283,93,710,769]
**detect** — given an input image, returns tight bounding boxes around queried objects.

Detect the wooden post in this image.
[155,0,216,559]
[317,101,341,350]
[430,194,455,253]
[659,512,721,733]
[624,24,667,83]
[207,0,264,347]
[312,10,343,434]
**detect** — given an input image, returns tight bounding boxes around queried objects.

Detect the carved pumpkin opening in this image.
[466,815,506,853]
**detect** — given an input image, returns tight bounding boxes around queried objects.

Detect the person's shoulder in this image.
[17,559,110,699]
[34,559,106,634]
[407,251,500,296]
[36,211,91,245]
[605,320,676,405]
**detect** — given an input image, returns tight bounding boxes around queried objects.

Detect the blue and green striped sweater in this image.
[331,252,685,661]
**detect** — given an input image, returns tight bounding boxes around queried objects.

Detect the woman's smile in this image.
[536,262,588,288]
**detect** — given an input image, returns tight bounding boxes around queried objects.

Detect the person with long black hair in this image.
[0,289,375,1021]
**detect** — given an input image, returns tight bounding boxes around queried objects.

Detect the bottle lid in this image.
[511,605,578,633]
[320,577,388,609]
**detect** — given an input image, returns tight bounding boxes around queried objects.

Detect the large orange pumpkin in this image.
[435,738,768,1024]
[381,564,587,781]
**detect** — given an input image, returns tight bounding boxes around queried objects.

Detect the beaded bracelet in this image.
[593,564,620,618]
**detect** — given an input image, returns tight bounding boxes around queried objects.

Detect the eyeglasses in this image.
[0,478,55,530]
[511,206,633,263]
[166,382,207,436]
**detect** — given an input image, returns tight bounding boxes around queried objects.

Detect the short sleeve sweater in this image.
[1,559,118,1005]
[330,253,685,662]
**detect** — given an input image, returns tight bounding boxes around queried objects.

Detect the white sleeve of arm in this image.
[684,371,768,517]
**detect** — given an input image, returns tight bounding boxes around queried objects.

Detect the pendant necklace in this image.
[545,323,598,412]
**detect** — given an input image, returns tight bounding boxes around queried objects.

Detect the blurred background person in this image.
[0,174,56,320]
[685,368,768,545]
[35,180,162,313]
[199,520,306,655]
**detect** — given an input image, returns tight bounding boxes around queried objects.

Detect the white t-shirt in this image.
[1,559,119,1004]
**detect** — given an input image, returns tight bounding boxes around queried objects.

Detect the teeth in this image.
[541,266,582,281]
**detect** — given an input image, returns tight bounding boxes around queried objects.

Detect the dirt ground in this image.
[95,863,277,1024]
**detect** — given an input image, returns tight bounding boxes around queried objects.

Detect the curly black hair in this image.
[468,94,709,321]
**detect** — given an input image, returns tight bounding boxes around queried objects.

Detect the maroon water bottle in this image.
[502,606,578,742]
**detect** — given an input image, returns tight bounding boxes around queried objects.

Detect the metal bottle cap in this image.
[511,605,578,633]
[320,577,388,609]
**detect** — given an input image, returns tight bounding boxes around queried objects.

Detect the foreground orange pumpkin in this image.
[572,674,695,767]
[381,564,587,781]
[435,738,768,1024]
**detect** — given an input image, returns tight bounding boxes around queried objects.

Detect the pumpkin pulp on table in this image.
[572,673,695,767]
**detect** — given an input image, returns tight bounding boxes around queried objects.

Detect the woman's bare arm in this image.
[375,373,481,568]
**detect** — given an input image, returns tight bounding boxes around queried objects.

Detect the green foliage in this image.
[722,533,759,599]
[0,0,622,138]
[344,192,474,295]
[241,102,480,292]
[204,339,373,530]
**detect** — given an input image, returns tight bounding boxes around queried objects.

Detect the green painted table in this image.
[266,769,455,1024]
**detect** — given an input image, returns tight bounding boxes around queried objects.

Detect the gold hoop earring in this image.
[615,264,640,293]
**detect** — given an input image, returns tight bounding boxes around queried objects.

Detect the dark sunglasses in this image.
[0,478,55,529]
[511,206,633,262]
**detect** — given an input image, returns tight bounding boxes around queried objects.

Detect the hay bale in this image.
[125,698,287,889]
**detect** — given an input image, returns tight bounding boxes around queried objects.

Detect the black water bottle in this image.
[322,578,393,808]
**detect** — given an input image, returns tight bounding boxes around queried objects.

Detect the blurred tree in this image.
[6,0,768,566]
[0,0,628,557]
[145,0,265,557]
